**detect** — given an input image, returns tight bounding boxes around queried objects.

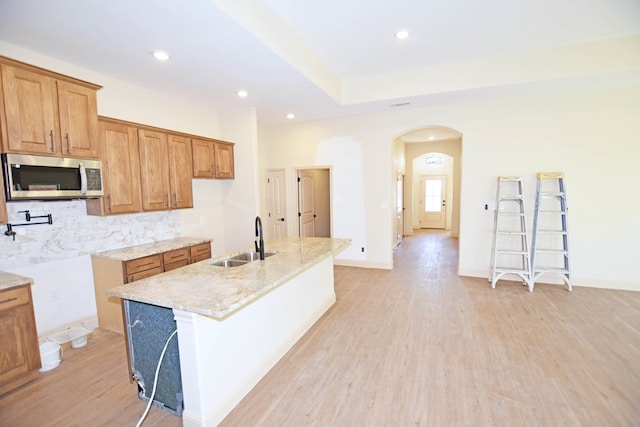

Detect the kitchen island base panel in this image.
[175,255,335,427]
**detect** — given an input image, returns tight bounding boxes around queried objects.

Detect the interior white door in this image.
[298,170,316,237]
[420,175,447,229]
[266,169,286,239]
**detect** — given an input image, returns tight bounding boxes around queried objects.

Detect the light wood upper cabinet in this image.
[167,134,193,209]
[215,141,234,179]
[138,129,171,211]
[56,80,99,158]
[0,64,59,154]
[0,57,100,157]
[192,138,235,179]
[86,119,142,216]
[192,138,215,178]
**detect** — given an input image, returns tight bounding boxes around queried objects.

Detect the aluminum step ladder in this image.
[531,172,572,291]
[489,176,533,291]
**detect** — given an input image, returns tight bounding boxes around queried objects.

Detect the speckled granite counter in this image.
[0,271,33,291]
[94,237,210,261]
[107,237,350,320]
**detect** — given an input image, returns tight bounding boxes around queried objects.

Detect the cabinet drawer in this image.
[164,259,189,272]
[0,286,30,311]
[190,242,211,260]
[125,255,162,275]
[127,266,163,283]
[163,248,189,265]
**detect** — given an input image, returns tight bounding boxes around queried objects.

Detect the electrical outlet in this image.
[361,247,365,252]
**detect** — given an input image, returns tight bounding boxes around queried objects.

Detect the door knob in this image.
[278,218,285,222]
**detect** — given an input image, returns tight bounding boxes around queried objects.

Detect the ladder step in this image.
[540,192,566,198]
[497,231,527,235]
[494,267,531,275]
[497,212,525,216]
[496,250,529,255]
[538,210,567,214]
[534,267,569,274]
[534,249,568,255]
[537,229,567,234]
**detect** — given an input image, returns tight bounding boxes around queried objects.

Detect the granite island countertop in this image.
[107,237,350,320]
[93,237,211,261]
[0,271,34,291]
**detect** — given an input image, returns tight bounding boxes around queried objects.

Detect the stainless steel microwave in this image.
[1,153,103,200]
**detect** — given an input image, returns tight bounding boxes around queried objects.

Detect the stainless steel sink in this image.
[209,259,250,268]
[209,251,277,267]
[230,251,277,262]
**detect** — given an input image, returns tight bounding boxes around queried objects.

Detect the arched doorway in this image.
[394,126,462,238]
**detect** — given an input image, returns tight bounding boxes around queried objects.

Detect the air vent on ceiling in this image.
[389,102,411,108]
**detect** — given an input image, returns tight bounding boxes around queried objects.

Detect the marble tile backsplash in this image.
[0,200,181,270]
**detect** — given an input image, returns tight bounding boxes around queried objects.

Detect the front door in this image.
[420,175,447,229]
[266,169,286,239]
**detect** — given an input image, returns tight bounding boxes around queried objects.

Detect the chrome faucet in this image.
[255,216,265,260]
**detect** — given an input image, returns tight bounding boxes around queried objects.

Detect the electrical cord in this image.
[135,329,178,427]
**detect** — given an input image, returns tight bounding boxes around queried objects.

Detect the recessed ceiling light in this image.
[428,136,435,140]
[286,113,295,119]
[237,90,248,98]
[395,30,410,40]
[152,50,170,61]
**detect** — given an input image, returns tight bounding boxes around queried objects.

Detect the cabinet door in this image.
[215,142,235,179]
[94,120,142,215]
[138,129,170,211]
[0,64,58,154]
[192,138,214,178]
[56,80,99,158]
[0,168,7,224]
[168,134,193,209]
[0,287,40,394]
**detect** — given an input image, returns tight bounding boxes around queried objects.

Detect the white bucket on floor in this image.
[39,340,62,372]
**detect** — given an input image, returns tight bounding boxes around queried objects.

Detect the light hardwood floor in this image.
[1,231,639,426]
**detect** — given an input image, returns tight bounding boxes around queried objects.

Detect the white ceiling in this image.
[0,0,638,130]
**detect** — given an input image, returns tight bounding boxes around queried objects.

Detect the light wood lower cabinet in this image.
[0,285,41,396]
[92,241,211,334]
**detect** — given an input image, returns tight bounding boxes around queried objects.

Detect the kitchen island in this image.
[107,237,350,426]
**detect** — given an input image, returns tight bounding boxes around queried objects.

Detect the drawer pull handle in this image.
[136,262,156,268]
[0,297,18,305]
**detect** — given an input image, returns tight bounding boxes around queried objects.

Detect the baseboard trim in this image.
[334,258,392,270]
[458,269,639,292]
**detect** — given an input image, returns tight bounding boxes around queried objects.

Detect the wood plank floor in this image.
[1,230,639,426]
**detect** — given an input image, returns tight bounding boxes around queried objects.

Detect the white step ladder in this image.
[489,176,533,291]
[531,172,572,291]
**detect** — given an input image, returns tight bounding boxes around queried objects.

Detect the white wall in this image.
[0,43,257,335]
[260,85,640,291]
[259,125,394,269]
